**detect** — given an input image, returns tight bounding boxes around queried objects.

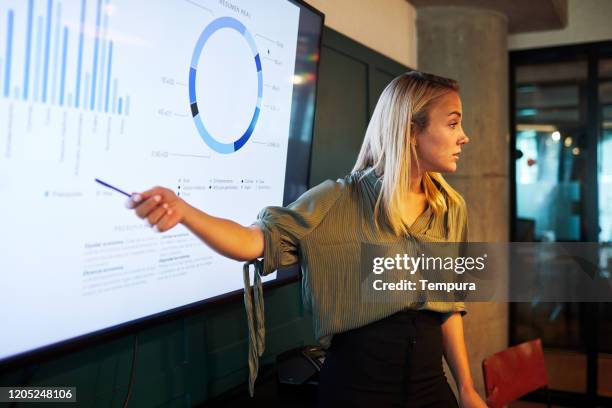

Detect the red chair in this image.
[482,338,550,408]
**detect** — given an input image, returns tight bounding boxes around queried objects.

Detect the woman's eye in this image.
[449,123,458,129]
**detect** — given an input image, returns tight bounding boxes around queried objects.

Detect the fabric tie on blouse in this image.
[242,259,265,397]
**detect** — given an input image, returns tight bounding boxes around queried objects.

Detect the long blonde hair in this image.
[352,70,464,236]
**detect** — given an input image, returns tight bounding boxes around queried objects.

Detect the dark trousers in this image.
[317,310,459,408]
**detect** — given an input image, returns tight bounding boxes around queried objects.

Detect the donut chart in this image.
[189,17,263,154]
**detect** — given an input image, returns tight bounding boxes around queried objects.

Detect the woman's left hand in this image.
[459,386,488,408]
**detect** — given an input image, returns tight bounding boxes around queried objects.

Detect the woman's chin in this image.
[432,163,457,174]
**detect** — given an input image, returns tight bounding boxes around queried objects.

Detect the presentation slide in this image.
[0,0,301,362]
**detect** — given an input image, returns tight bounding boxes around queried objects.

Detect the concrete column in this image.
[416,6,509,398]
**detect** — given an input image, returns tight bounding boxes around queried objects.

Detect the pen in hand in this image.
[94,178,131,197]
[97,179,190,233]
[94,178,143,208]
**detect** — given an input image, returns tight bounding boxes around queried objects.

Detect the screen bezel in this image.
[0,0,324,372]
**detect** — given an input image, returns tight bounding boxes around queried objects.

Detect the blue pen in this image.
[95,178,132,198]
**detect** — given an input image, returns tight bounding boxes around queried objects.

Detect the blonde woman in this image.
[126,71,486,407]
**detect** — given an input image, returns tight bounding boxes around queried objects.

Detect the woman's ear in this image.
[409,121,418,146]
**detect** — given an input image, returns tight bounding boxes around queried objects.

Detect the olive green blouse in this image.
[242,167,468,395]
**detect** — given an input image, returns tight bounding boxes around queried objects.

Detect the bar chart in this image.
[1,0,130,115]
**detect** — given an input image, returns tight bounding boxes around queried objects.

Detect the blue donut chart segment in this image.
[189,17,263,154]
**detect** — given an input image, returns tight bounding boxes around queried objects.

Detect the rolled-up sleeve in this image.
[253,179,344,276]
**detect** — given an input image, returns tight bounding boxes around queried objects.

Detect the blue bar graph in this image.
[51,3,61,104]
[97,1,109,111]
[42,0,53,102]
[23,0,34,100]
[89,0,102,110]
[2,1,130,114]
[75,0,86,108]
[34,15,43,102]
[104,41,113,113]
[59,26,68,106]
[3,9,14,97]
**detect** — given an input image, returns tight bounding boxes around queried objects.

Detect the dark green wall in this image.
[0,27,408,407]
[309,28,409,186]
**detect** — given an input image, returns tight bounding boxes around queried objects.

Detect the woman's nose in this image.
[459,132,470,145]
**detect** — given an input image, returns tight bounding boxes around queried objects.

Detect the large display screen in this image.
[0,0,322,364]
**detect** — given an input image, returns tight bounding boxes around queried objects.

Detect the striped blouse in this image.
[242,167,468,394]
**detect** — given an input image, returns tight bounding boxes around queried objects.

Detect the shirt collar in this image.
[358,166,433,234]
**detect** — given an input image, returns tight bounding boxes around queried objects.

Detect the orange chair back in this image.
[482,338,548,408]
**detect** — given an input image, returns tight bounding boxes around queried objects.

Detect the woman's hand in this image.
[125,186,192,233]
[459,385,488,408]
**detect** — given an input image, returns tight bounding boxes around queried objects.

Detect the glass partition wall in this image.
[510,41,612,407]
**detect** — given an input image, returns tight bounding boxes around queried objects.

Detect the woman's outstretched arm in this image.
[125,186,264,262]
[441,312,487,408]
